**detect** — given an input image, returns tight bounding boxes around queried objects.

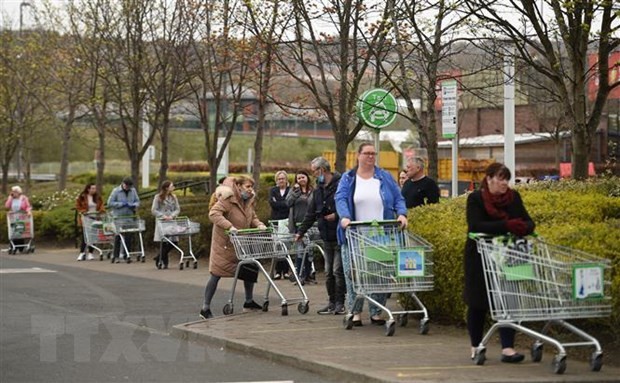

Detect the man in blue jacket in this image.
[107,177,140,263]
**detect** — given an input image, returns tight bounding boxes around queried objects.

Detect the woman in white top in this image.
[151,180,180,269]
[335,143,408,326]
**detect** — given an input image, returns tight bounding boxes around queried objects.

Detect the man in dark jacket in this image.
[401,157,440,208]
[296,157,345,315]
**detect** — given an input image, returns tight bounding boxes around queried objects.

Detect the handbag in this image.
[237,263,259,283]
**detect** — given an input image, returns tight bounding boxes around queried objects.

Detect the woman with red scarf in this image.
[464,162,535,363]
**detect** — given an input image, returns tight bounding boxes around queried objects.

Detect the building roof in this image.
[437,132,570,148]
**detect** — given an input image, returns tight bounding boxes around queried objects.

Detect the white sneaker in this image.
[77,253,85,261]
[87,253,95,261]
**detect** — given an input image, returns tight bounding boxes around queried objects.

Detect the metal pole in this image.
[374,129,381,166]
[141,113,150,189]
[504,49,516,184]
[16,2,29,182]
[451,135,458,197]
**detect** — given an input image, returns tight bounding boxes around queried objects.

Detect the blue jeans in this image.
[341,243,386,317]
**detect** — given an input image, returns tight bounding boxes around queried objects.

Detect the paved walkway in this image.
[4,247,619,383]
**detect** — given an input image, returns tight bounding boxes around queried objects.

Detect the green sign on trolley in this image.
[356,88,398,129]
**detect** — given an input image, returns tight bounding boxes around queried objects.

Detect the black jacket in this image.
[463,189,535,310]
[268,186,290,220]
[297,172,341,242]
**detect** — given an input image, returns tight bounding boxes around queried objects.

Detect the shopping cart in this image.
[81,212,114,260]
[344,220,434,336]
[268,219,324,284]
[224,228,309,316]
[110,215,146,263]
[156,216,200,270]
[295,224,324,283]
[6,211,35,254]
[470,233,612,374]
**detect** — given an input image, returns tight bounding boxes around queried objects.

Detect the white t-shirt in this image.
[353,175,383,222]
[87,195,97,213]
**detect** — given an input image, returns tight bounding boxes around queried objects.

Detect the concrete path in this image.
[4,247,619,383]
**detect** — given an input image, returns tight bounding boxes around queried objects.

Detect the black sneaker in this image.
[317,303,335,315]
[243,301,262,311]
[334,303,346,315]
[199,309,213,319]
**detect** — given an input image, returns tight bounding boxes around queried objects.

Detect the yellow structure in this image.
[322,151,400,180]
[438,158,494,182]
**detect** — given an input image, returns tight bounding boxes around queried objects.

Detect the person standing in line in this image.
[269,170,291,279]
[296,157,345,315]
[286,169,315,284]
[209,176,235,210]
[151,180,180,269]
[200,176,267,319]
[401,157,440,208]
[76,183,105,261]
[107,177,140,263]
[398,169,408,188]
[335,142,408,326]
[464,162,534,363]
[4,185,32,252]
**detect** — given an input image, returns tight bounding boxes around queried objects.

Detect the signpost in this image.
[441,80,458,197]
[356,89,398,164]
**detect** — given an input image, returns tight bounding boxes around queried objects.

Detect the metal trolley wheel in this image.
[419,319,430,335]
[590,352,603,372]
[473,348,486,365]
[551,355,567,374]
[297,302,309,314]
[222,303,233,316]
[531,342,544,363]
[343,315,354,330]
[281,304,288,316]
[385,320,396,337]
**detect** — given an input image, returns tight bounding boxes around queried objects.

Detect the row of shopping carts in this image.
[78,213,199,269]
[224,220,611,374]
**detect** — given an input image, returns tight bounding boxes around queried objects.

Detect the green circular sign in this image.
[356,88,398,129]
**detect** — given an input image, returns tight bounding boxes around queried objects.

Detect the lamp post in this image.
[19,1,31,35]
[16,2,31,182]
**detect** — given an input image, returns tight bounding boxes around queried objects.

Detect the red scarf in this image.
[481,182,514,220]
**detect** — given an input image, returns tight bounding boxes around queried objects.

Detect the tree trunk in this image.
[159,114,169,186]
[334,132,349,173]
[252,104,265,190]
[1,164,9,195]
[571,123,590,179]
[96,129,105,196]
[58,120,73,191]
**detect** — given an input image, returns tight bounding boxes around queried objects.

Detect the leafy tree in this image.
[466,0,620,179]
[273,0,395,172]
[183,0,253,193]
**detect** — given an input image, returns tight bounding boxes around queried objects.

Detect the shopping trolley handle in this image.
[347,219,400,227]
[468,232,539,240]
[226,227,271,235]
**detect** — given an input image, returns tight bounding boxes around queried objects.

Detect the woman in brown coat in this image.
[200,176,267,319]
[75,183,105,261]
